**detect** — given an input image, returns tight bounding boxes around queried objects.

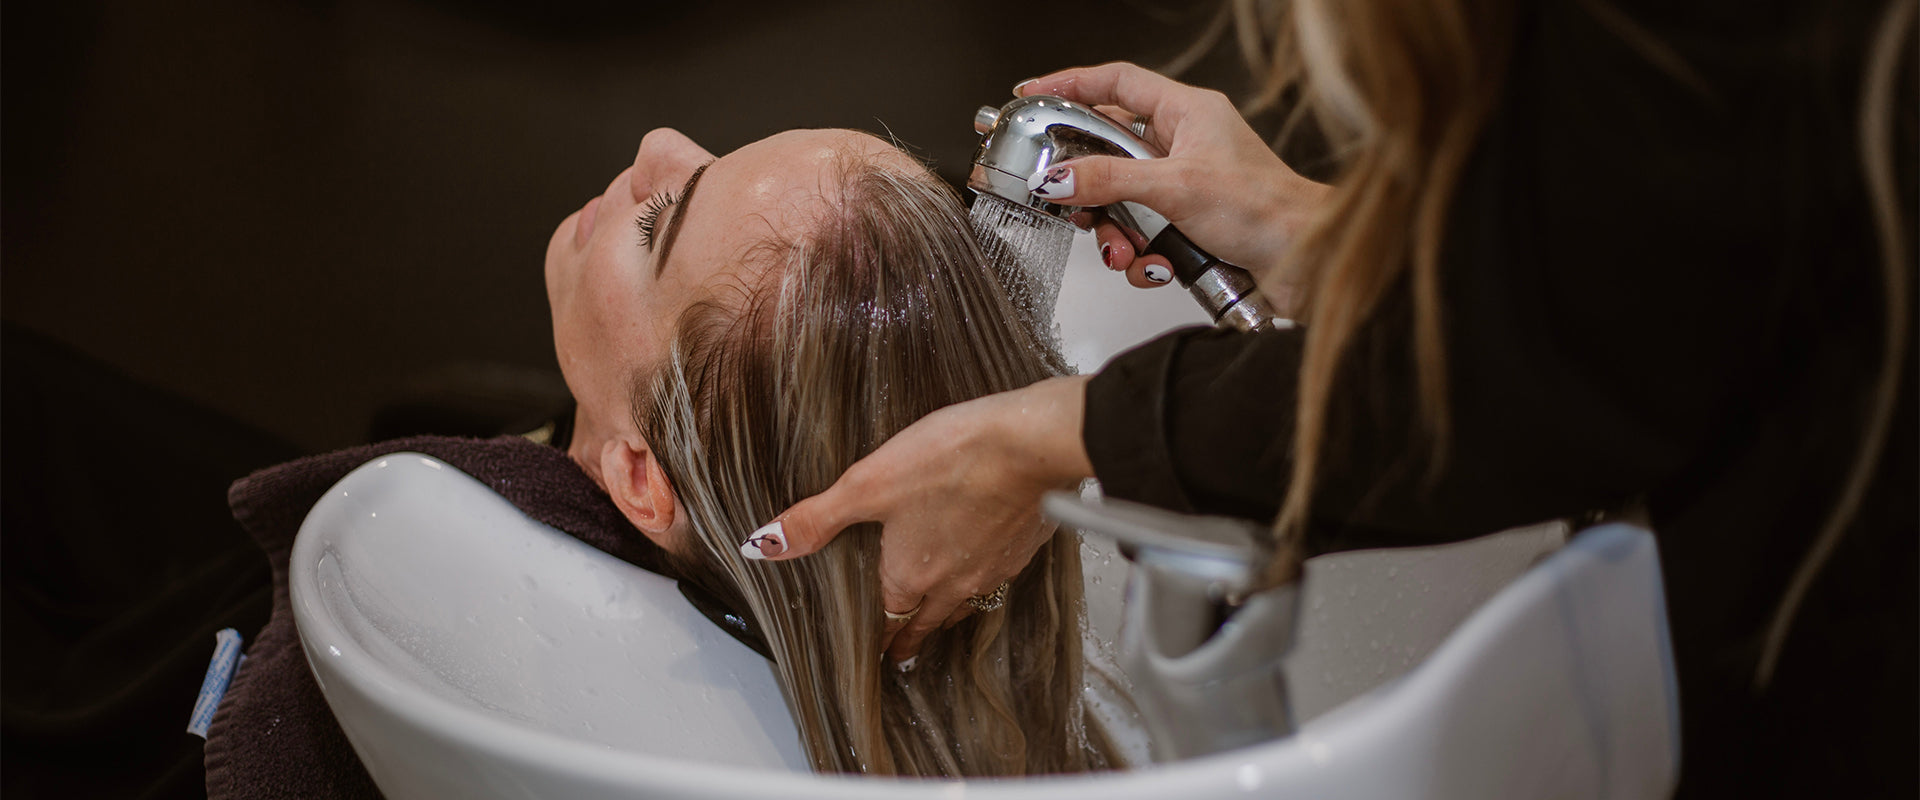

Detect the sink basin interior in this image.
[286,235,1654,799]
[299,454,807,771]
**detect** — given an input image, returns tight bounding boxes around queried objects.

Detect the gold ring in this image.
[883,601,921,624]
[965,582,1011,613]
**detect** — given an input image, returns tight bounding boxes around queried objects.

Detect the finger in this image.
[880,624,900,656]
[1092,103,1171,154]
[746,476,872,562]
[1092,104,1137,126]
[877,572,926,654]
[939,602,973,630]
[1127,255,1177,289]
[887,591,965,664]
[1026,155,1195,219]
[1092,222,1137,272]
[880,599,922,651]
[1017,62,1209,146]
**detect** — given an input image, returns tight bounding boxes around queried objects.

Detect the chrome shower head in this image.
[968,95,1163,226]
[967,95,1286,332]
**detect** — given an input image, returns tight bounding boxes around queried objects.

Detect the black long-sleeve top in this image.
[1081,1,1916,796]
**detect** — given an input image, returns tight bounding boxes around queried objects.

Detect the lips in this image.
[574,194,603,247]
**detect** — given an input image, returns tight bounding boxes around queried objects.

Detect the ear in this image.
[599,436,679,538]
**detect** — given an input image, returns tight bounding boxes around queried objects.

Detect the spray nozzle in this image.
[967,95,1289,333]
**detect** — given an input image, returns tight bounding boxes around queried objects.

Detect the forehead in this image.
[677,130,920,259]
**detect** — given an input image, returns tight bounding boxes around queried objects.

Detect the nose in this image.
[630,128,713,203]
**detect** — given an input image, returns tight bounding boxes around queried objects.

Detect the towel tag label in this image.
[186,628,246,739]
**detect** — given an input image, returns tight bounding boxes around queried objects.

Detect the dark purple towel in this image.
[203,435,671,799]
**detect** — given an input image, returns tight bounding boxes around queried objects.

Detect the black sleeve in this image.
[1081,0,1894,555]
[1083,326,1301,524]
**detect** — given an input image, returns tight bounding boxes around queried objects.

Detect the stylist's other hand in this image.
[1018,62,1326,303]
[743,375,1094,664]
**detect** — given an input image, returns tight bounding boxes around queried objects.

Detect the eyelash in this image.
[634,190,679,248]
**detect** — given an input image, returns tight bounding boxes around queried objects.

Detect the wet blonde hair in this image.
[631,143,1118,776]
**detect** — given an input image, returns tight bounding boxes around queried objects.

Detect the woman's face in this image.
[546,127,901,458]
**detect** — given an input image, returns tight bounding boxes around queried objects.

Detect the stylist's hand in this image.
[743,376,1093,664]
[1017,62,1327,302]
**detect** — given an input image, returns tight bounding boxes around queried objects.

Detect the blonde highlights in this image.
[1242,0,1516,583]
[632,145,1117,776]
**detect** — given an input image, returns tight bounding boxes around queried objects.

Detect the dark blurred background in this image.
[3,5,1280,794]
[4,0,1271,452]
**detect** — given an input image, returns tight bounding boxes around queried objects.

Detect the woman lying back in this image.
[544,127,1119,775]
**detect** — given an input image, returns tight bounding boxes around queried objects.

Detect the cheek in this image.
[560,249,660,392]
[545,255,610,396]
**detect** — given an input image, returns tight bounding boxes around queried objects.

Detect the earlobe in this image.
[599,438,677,535]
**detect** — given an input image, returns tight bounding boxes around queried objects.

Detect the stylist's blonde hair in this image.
[1230,0,1521,584]
[1239,0,1913,688]
[632,144,1118,776]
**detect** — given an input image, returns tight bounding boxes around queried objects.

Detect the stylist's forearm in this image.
[1005,374,1094,486]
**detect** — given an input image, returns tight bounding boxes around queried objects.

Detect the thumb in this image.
[1026,155,1193,219]
[743,482,869,562]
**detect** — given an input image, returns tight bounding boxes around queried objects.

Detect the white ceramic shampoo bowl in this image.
[290,235,1680,797]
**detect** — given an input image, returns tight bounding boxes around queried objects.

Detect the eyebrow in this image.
[654,161,713,278]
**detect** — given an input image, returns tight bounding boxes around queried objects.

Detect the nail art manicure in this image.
[1144,264,1173,284]
[739,521,786,560]
[1100,243,1114,268]
[1012,78,1038,96]
[1027,165,1074,199]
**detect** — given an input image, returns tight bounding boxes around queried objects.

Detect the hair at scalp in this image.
[630,141,1119,776]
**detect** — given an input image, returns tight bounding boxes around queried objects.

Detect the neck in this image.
[567,404,611,491]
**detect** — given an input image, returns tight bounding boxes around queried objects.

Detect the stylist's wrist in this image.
[997,374,1095,488]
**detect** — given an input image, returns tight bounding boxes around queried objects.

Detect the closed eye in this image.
[634,190,679,249]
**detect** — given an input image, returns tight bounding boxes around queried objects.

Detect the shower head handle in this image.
[968,95,1285,332]
[968,95,1168,233]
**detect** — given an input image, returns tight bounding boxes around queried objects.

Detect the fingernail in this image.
[739,521,785,560]
[1100,243,1114,268]
[1144,264,1173,284]
[1027,165,1074,199]
[895,655,918,673]
[1013,78,1038,96]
